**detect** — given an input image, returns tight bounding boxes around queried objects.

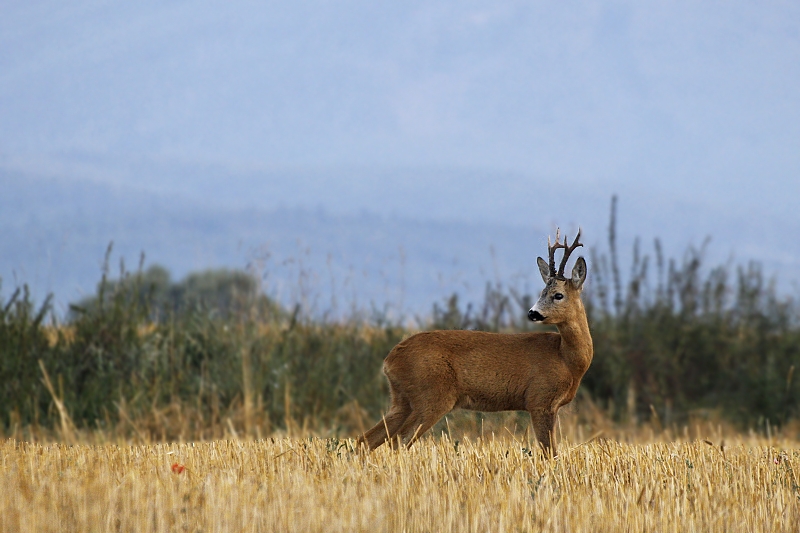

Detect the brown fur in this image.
[358,240,593,456]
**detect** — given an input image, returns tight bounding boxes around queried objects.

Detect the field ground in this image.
[2,421,800,533]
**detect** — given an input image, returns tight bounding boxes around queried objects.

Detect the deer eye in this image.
[554,293,564,300]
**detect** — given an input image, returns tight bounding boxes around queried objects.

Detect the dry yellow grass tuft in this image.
[2,432,800,532]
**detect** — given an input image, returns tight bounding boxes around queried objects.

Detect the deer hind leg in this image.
[397,395,457,448]
[358,390,413,451]
[530,408,558,457]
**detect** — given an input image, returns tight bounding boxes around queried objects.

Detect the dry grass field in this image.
[3,422,800,533]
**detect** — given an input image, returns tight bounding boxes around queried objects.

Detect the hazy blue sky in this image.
[2,1,800,310]
[3,1,797,180]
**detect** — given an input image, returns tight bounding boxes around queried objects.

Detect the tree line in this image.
[1,207,798,438]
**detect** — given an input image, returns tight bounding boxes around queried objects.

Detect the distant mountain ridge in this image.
[4,164,800,320]
[1,170,549,317]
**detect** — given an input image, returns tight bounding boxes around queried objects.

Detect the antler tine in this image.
[556,227,583,277]
[547,228,566,277]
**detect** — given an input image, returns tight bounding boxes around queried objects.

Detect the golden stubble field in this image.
[2,430,800,533]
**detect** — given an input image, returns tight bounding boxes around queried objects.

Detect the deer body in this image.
[358,230,592,455]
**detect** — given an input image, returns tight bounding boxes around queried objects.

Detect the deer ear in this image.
[537,257,550,283]
[571,256,587,290]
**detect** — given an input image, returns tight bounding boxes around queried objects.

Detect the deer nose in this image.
[528,309,545,322]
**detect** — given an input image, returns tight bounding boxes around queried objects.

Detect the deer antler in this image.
[547,228,583,279]
[556,228,583,278]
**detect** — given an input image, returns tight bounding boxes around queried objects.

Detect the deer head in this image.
[528,228,587,324]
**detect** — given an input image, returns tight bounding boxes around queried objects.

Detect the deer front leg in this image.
[529,408,558,457]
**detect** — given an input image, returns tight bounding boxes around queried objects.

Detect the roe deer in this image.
[357,229,592,456]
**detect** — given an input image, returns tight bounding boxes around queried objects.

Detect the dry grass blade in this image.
[38,360,76,444]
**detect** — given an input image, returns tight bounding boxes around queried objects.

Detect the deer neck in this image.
[555,303,593,377]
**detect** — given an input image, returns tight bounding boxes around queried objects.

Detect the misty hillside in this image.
[5,169,800,320]
[2,172,555,317]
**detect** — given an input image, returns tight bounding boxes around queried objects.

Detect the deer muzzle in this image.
[528,309,545,322]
